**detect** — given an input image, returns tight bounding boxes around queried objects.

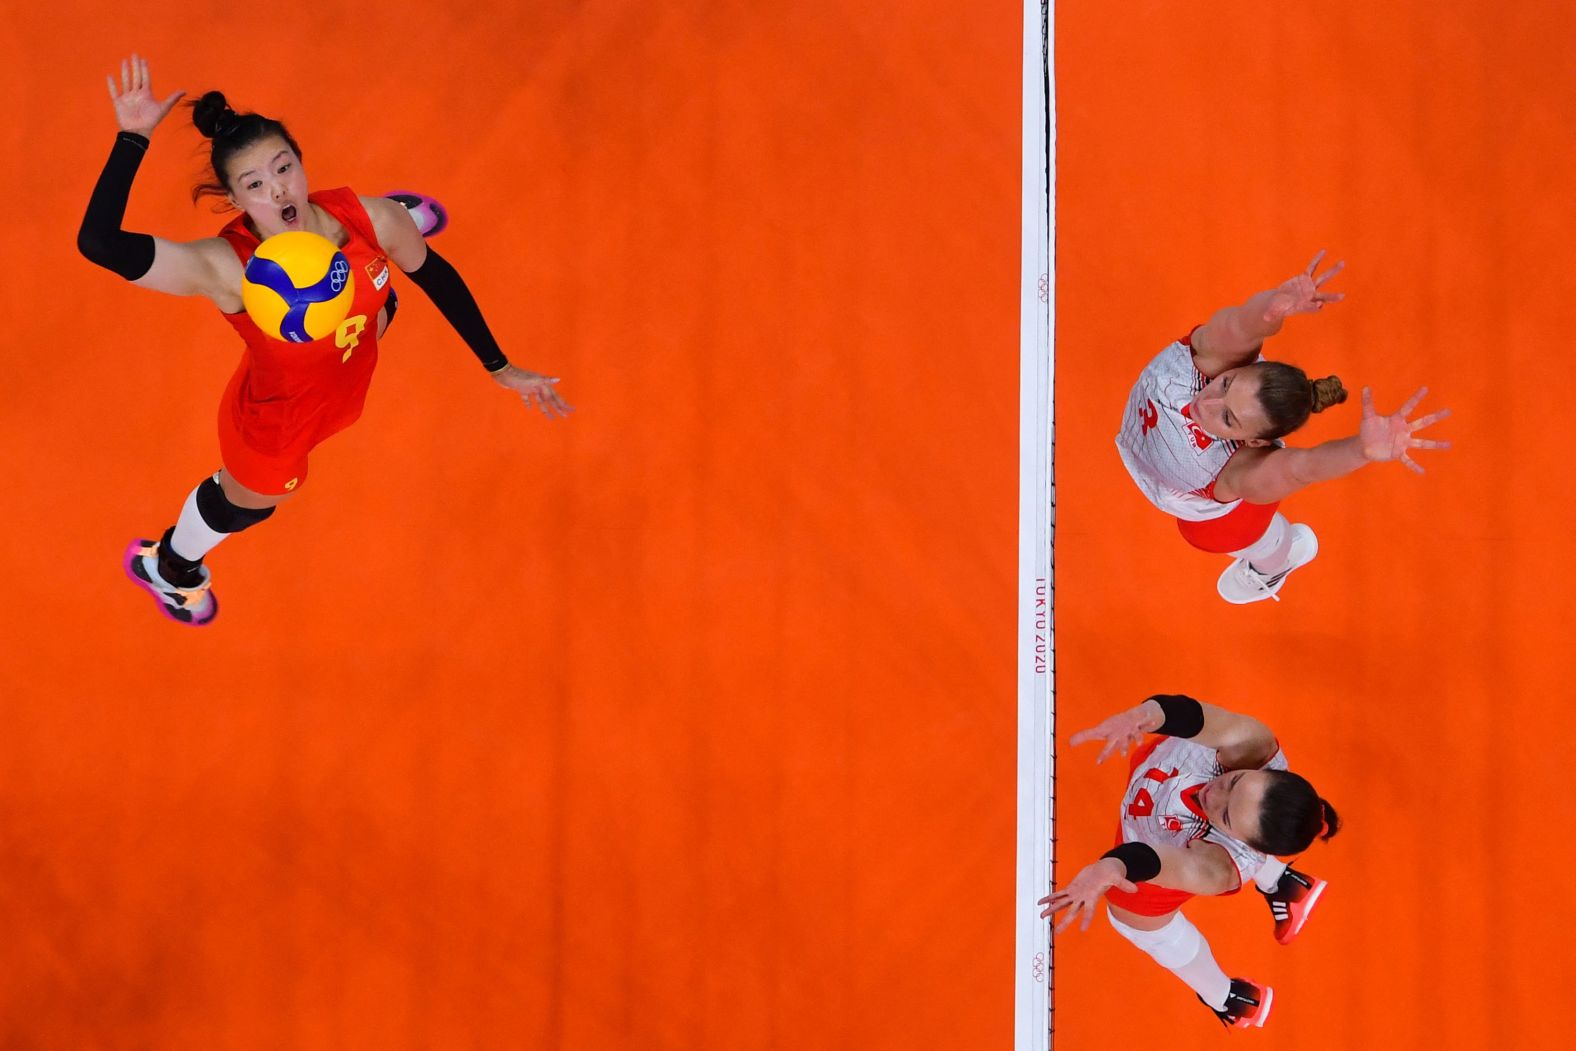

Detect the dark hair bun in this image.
[192,91,237,139]
[1310,376,1349,414]
[1318,798,1341,840]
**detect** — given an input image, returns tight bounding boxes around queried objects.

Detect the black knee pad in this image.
[196,476,277,534]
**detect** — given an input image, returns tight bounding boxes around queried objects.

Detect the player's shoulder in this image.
[1137,338,1196,380]
[356,192,397,217]
[190,235,245,277]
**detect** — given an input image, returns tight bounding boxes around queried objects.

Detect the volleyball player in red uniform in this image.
[1039,694,1339,1029]
[78,55,569,625]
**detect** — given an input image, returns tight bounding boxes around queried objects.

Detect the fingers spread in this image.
[1305,249,1325,275]
[1397,386,1428,416]
[1315,259,1346,287]
[1409,407,1451,430]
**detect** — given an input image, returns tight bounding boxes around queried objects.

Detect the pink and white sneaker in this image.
[123,537,218,627]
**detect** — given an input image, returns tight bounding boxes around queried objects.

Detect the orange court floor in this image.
[0,2,1570,1049]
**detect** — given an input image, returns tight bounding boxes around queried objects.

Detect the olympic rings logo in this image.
[1031,952,1046,982]
[330,258,350,293]
[1037,273,1050,304]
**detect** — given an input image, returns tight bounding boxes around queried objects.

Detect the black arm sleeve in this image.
[78,132,157,281]
[1149,694,1205,738]
[404,246,510,373]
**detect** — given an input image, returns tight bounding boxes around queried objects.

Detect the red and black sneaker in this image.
[1261,866,1327,945]
[1203,978,1274,1029]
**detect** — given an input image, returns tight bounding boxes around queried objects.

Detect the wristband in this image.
[1149,694,1204,738]
[1101,842,1162,884]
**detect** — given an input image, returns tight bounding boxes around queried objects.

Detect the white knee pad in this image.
[1229,512,1289,563]
[1107,908,1205,970]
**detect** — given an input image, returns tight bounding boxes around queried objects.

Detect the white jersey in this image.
[1118,735,1289,888]
[1115,337,1246,521]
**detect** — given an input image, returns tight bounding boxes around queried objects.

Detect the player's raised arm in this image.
[79,54,236,302]
[1190,251,1345,377]
[1070,694,1276,771]
[1038,841,1240,932]
[1212,385,1452,504]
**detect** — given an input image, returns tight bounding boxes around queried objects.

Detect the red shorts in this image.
[1105,873,1196,917]
[215,372,370,497]
[217,408,312,495]
[1175,500,1280,554]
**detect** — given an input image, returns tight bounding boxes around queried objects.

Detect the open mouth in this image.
[281,204,298,224]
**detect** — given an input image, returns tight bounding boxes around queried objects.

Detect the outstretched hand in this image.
[1068,702,1161,765]
[106,54,184,138]
[1359,386,1451,472]
[1264,249,1346,324]
[1038,859,1136,933]
[491,365,573,419]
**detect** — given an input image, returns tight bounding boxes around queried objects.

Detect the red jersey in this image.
[216,188,393,464]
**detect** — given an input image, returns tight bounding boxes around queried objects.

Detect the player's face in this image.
[1198,768,1271,844]
[1188,368,1272,444]
[225,136,310,239]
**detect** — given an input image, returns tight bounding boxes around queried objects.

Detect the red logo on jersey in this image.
[365,256,390,291]
[1179,403,1213,450]
[1139,400,1159,434]
[1161,816,1184,833]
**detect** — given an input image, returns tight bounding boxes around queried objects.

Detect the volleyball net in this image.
[1014,0,1055,1048]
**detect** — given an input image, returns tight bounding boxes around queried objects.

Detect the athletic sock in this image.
[1255,857,1289,894]
[1108,909,1232,1010]
[1230,513,1293,576]
[168,476,229,564]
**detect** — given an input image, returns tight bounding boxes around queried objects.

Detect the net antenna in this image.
[1014,0,1055,1048]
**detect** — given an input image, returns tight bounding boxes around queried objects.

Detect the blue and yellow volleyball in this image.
[241,231,355,343]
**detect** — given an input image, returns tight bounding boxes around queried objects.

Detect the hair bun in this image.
[192,90,236,139]
[1310,376,1349,414]
[1318,798,1342,840]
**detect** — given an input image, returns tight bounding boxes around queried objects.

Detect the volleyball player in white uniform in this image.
[1039,694,1339,1029]
[1116,252,1451,603]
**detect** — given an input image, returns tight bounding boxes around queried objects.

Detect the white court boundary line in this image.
[1014,0,1054,1049]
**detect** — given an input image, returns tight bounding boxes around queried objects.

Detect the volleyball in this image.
[241,231,356,343]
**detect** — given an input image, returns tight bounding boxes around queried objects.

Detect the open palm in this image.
[1264,249,1346,323]
[106,54,184,137]
[1358,386,1452,472]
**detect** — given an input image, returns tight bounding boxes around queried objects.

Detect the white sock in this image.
[1254,857,1289,893]
[1230,513,1292,576]
[168,476,229,563]
[1108,908,1232,1010]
